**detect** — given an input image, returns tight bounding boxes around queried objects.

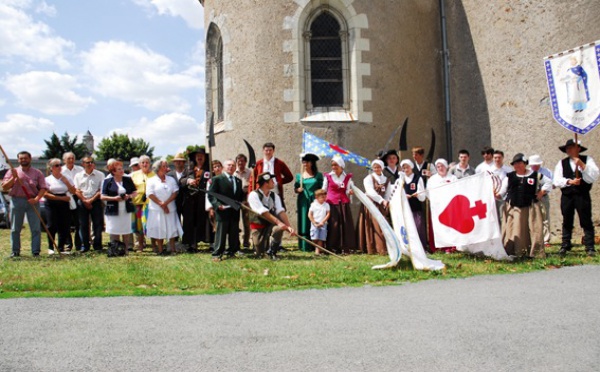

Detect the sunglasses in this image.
[83,161,94,165]
[52,164,62,168]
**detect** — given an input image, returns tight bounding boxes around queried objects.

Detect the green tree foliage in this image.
[95,133,154,161]
[41,132,89,159]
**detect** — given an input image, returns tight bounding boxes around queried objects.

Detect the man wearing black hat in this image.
[553,139,599,256]
[179,145,212,252]
[500,153,552,258]
[381,149,401,184]
[247,172,295,260]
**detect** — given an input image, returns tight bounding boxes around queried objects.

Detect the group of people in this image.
[2,137,598,261]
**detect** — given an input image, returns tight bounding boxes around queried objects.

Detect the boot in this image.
[267,241,279,261]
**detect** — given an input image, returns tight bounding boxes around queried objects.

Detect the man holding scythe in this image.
[1,151,47,257]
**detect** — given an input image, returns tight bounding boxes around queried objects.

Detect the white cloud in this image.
[81,41,202,112]
[111,112,203,155]
[35,1,57,17]
[132,0,204,30]
[0,113,54,156]
[0,2,73,68]
[3,71,95,115]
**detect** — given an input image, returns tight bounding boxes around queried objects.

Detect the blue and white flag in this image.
[544,40,600,134]
[302,131,370,167]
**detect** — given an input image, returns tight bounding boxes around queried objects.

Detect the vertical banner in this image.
[0,147,9,171]
[544,41,600,134]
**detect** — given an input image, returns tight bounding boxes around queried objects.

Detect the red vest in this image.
[325,173,352,204]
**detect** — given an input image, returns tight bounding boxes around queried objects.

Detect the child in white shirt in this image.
[308,189,330,255]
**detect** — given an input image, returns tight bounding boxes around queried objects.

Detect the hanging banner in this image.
[544,41,600,134]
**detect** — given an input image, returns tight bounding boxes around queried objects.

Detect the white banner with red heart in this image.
[428,172,500,247]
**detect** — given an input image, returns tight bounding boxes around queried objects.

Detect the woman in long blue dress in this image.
[294,153,323,251]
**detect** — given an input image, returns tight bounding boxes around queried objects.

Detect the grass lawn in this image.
[0,226,598,298]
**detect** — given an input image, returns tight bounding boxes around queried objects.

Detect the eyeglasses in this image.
[83,161,94,165]
[52,164,62,168]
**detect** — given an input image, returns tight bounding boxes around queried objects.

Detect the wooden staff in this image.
[0,145,59,255]
[574,133,580,178]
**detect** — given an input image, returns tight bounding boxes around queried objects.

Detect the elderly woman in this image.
[131,155,155,252]
[323,154,356,254]
[101,160,137,253]
[426,158,457,253]
[357,159,392,255]
[401,159,427,248]
[146,160,182,255]
[294,153,323,251]
[43,158,77,254]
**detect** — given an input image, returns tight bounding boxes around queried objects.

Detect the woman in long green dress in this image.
[294,153,323,251]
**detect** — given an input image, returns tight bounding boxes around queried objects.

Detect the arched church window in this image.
[304,9,349,111]
[206,24,223,123]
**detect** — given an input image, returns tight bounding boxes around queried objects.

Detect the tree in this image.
[95,133,155,161]
[41,132,89,159]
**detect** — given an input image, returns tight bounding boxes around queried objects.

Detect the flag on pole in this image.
[544,40,600,134]
[388,179,445,271]
[428,172,500,247]
[302,131,370,167]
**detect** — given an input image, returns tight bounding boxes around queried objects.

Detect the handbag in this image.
[68,193,77,210]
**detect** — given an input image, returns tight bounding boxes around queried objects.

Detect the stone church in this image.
[198,0,600,237]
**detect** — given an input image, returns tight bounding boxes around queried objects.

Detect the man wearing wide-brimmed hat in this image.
[553,139,600,256]
[179,145,212,252]
[500,153,552,258]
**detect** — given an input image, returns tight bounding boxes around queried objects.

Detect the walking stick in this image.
[0,145,59,255]
[202,189,346,260]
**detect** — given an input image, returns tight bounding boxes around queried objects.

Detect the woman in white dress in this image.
[101,160,137,254]
[146,160,182,255]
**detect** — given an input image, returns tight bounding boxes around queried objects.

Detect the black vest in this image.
[404,173,422,212]
[506,171,538,208]
[413,161,430,186]
[561,156,592,195]
[249,190,276,225]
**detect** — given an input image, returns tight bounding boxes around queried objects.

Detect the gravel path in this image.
[1,265,599,371]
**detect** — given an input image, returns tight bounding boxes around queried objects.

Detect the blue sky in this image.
[0,0,205,158]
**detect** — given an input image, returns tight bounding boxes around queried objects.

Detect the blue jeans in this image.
[10,197,42,255]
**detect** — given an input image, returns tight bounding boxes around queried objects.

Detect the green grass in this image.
[0,228,598,298]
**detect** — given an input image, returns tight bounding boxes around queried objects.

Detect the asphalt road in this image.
[1,266,599,371]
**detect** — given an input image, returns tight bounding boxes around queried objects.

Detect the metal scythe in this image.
[379,117,408,157]
[425,129,436,163]
[200,189,346,260]
[398,118,409,160]
[0,145,60,255]
[243,139,256,169]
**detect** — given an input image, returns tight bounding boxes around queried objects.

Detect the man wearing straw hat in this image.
[1,151,47,257]
[553,139,599,256]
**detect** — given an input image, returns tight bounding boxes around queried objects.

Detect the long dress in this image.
[357,173,390,255]
[323,171,356,254]
[294,172,323,251]
[146,176,183,239]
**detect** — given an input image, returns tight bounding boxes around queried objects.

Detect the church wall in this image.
[202,0,445,227]
[447,0,600,240]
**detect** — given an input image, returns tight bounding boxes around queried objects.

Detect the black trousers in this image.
[212,212,241,257]
[560,192,595,250]
[45,198,71,251]
[77,199,104,250]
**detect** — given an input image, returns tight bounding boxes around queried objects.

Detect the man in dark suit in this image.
[167,153,187,223]
[208,159,245,261]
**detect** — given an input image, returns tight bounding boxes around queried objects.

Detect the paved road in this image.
[1,266,599,371]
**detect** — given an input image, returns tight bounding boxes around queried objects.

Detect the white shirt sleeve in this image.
[539,174,553,193]
[363,175,384,204]
[248,191,268,215]
[553,160,568,189]
[582,156,600,184]
[416,178,426,202]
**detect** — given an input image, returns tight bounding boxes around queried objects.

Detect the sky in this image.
[0,0,205,159]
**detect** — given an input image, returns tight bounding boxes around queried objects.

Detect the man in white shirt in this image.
[61,152,84,251]
[528,154,553,246]
[74,156,105,252]
[247,172,295,260]
[475,146,495,174]
[553,139,599,256]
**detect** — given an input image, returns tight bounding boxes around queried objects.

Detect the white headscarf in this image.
[371,159,384,169]
[332,155,345,169]
[400,159,414,169]
[434,158,448,168]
